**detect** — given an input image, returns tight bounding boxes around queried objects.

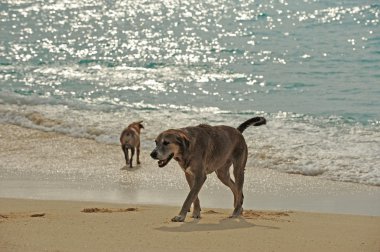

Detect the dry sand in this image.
[0,198,379,252]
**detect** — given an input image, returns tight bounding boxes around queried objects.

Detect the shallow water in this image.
[0,0,379,186]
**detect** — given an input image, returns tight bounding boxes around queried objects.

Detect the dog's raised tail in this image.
[237,117,266,133]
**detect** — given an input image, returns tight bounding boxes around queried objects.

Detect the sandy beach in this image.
[0,123,380,251]
[1,198,379,252]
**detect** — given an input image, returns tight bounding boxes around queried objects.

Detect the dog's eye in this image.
[163,140,169,146]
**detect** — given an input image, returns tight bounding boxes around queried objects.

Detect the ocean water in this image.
[0,0,379,186]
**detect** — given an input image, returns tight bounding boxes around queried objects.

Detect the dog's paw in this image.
[191,209,201,219]
[191,213,201,219]
[171,215,185,222]
[229,207,243,218]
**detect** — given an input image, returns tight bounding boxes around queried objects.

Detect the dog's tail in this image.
[237,117,266,133]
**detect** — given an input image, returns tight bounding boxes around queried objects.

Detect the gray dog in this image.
[150,117,266,222]
[120,121,144,168]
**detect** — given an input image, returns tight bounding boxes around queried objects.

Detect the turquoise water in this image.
[0,0,379,186]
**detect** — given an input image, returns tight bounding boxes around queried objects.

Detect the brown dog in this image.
[120,121,144,168]
[150,117,266,222]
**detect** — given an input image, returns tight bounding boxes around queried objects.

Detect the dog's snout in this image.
[150,150,158,159]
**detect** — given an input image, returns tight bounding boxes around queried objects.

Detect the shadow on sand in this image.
[120,164,141,171]
[155,216,279,232]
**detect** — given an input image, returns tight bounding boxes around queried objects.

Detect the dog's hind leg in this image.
[185,172,201,219]
[129,148,135,168]
[230,150,248,217]
[136,143,141,165]
[215,163,238,209]
[122,146,129,166]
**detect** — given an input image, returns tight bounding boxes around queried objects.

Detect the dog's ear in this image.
[137,121,144,129]
[175,131,190,153]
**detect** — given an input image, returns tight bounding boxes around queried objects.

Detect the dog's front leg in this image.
[172,173,206,222]
[185,172,201,219]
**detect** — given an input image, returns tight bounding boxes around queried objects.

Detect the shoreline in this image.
[1,197,380,252]
[1,177,380,217]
